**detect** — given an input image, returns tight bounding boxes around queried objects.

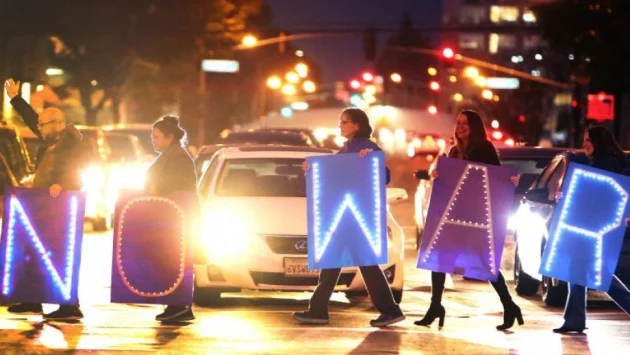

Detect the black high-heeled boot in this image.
[496,303,524,330]
[414,304,446,327]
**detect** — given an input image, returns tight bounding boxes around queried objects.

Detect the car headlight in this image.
[201,211,253,258]
[81,165,106,191]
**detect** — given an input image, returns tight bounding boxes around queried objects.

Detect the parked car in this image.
[193,145,407,306]
[0,125,35,185]
[413,147,566,250]
[102,123,155,156]
[256,128,321,148]
[215,131,317,148]
[512,150,630,306]
[194,144,242,177]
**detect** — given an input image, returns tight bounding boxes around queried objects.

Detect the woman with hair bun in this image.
[146,115,198,322]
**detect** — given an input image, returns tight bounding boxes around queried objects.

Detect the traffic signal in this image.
[363,27,376,61]
[441,47,456,67]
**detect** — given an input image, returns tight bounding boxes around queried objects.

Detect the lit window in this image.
[490,6,519,23]
[523,9,536,23]
[489,33,517,54]
[459,34,485,51]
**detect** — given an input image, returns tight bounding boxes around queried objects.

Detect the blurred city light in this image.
[46,68,64,76]
[449,75,457,83]
[493,95,500,102]
[362,72,374,82]
[303,80,316,93]
[390,73,402,83]
[464,66,479,79]
[286,72,300,84]
[428,67,438,76]
[290,102,309,111]
[482,89,493,100]
[282,83,296,95]
[475,76,487,87]
[453,93,463,102]
[350,80,361,89]
[492,131,503,140]
[295,63,308,78]
[266,76,282,89]
[295,50,304,57]
[442,47,455,59]
[491,120,499,129]
[365,85,376,95]
[430,81,440,91]
[428,105,438,115]
[280,106,294,118]
[241,34,258,47]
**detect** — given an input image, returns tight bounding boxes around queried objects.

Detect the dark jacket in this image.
[590,153,627,175]
[10,96,45,166]
[448,139,500,166]
[145,143,197,196]
[32,124,86,190]
[338,136,391,185]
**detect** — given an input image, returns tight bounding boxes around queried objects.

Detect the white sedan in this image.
[194,145,407,306]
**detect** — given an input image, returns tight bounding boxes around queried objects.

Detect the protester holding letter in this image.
[415,110,523,330]
[552,125,628,334]
[147,115,198,322]
[293,108,405,327]
[4,78,86,320]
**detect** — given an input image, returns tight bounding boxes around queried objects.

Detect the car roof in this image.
[217,145,333,159]
[496,146,579,159]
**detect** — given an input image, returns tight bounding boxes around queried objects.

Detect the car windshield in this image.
[500,158,551,175]
[215,158,306,197]
[106,135,140,160]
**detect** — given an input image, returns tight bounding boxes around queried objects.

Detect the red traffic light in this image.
[442,47,455,59]
[430,81,440,91]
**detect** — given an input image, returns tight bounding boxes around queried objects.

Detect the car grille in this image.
[250,272,355,286]
[264,235,307,255]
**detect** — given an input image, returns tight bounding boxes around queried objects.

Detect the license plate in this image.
[284,258,319,277]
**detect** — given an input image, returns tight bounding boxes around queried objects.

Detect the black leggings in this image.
[429,271,513,306]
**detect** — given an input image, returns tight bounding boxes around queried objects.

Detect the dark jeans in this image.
[562,283,586,329]
[429,271,513,306]
[309,266,402,316]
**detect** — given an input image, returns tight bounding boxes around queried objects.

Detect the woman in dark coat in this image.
[292,108,405,327]
[415,110,523,330]
[553,125,628,333]
[146,115,198,322]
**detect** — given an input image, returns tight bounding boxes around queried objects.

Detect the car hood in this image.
[202,197,307,236]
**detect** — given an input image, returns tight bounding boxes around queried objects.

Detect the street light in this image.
[303,80,316,93]
[242,34,258,47]
[286,72,300,84]
[282,83,296,96]
[266,76,282,89]
[475,76,487,87]
[464,66,479,79]
[390,73,402,83]
[295,63,308,78]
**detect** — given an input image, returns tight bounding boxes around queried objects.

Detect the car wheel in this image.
[392,289,403,304]
[193,285,221,307]
[514,247,540,296]
[542,276,568,307]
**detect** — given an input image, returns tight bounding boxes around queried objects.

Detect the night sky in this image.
[266,0,443,84]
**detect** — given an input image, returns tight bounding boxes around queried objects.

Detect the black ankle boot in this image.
[497,303,524,330]
[414,303,445,327]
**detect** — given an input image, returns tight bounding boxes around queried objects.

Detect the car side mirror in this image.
[414,169,430,180]
[524,188,552,204]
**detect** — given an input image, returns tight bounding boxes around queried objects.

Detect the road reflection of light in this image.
[37,324,69,349]
[197,316,268,352]
[439,328,564,355]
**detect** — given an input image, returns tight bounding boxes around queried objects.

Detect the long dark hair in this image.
[341,108,373,138]
[586,125,624,159]
[153,115,188,147]
[454,110,488,159]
